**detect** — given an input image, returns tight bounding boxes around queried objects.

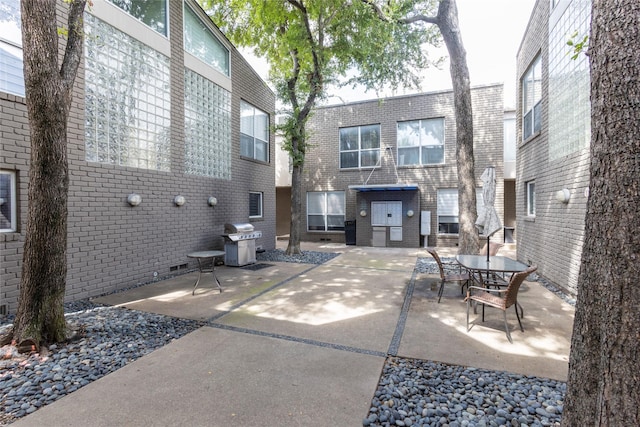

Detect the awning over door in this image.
[348,183,419,192]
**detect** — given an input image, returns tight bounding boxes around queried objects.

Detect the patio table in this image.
[456,255,529,278]
[187,250,225,295]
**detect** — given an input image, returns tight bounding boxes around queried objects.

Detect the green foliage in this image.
[200,0,441,160]
[567,30,589,60]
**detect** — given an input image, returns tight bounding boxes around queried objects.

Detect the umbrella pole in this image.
[486,236,490,262]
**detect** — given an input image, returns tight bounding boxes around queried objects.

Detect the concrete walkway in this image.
[12,243,574,426]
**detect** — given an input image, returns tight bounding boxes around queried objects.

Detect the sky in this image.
[242,0,536,110]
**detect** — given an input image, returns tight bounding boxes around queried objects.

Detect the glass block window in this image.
[0,170,16,232]
[397,118,445,166]
[108,0,167,36]
[339,124,380,169]
[307,191,345,231]
[548,0,591,160]
[249,192,263,218]
[184,4,230,76]
[184,68,231,179]
[522,56,542,140]
[0,0,24,97]
[240,101,269,162]
[84,15,171,171]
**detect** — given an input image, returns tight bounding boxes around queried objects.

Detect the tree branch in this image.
[60,0,87,98]
[360,0,438,25]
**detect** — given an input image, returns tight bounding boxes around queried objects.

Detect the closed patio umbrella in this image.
[476,166,502,262]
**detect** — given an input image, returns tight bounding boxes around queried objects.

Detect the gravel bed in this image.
[257,248,340,264]
[365,357,564,427]
[0,304,203,425]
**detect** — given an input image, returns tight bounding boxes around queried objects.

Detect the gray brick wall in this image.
[302,84,504,248]
[516,0,590,296]
[0,1,275,313]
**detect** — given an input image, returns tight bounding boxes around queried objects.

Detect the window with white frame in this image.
[249,192,263,219]
[183,4,230,76]
[241,101,269,162]
[437,188,485,235]
[307,191,345,231]
[0,0,25,97]
[84,14,171,171]
[522,56,542,140]
[339,125,380,169]
[108,0,168,36]
[526,181,536,216]
[0,170,16,232]
[397,118,445,166]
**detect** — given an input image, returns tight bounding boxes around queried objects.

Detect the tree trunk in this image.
[562,1,640,425]
[436,0,479,255]
[286,161,303,255]
[12,0,86,349]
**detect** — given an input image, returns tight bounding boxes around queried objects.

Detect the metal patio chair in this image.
[466,265,537,343]
[426,247,471,303]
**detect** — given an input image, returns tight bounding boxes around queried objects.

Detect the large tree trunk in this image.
[13,0,86,349]
[562,1,640,424]
[286,160,303,255]
[436,0,479,255]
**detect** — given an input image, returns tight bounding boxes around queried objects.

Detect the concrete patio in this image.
[11,242,574,426]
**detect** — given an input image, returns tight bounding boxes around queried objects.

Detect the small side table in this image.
[187,250,225,295]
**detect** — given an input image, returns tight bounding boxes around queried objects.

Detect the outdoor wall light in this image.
[555,188,570,203]
[406,209,414,217]
[174,195,186,206]
[208,196,218,207]
[359,209,367,217]
[127,193,142,207]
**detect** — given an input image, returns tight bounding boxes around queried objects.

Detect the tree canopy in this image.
[202,0,442,254]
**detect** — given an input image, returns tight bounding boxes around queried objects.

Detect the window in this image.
[0,0,24,97]
[437,188,485,234]
[339,125,380,169]
[397,118,445,166]
[249,192,263,219]
[184,4,230,76]
[522,56,542,140]
[307,191,345,231]
[108,0,168,36]
[84,15,171,171]
[184,69,231,179]
[240,101,269,162]
[0,171,16,232]
[527,181,536,216]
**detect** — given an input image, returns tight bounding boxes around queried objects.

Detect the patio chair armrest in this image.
[467,285,507,295]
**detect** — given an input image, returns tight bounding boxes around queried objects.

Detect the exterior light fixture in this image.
[174,195,186,206]
[127,193,142,207]
[406,209,415,217]
[359,209,367,217]
[208,196,218,206]
[555,189,570,203]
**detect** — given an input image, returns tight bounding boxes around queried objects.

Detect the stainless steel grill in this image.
[222,223,262,266]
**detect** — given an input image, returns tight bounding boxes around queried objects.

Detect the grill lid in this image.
[224,223,254,234]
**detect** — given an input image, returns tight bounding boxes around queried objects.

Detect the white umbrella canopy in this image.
[476,167,502,259]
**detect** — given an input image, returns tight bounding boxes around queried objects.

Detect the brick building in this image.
[0,0,276,314]
[281,84,506,248]
[515,0,591,296]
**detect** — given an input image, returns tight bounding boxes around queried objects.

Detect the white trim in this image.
[88,0,171,57]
